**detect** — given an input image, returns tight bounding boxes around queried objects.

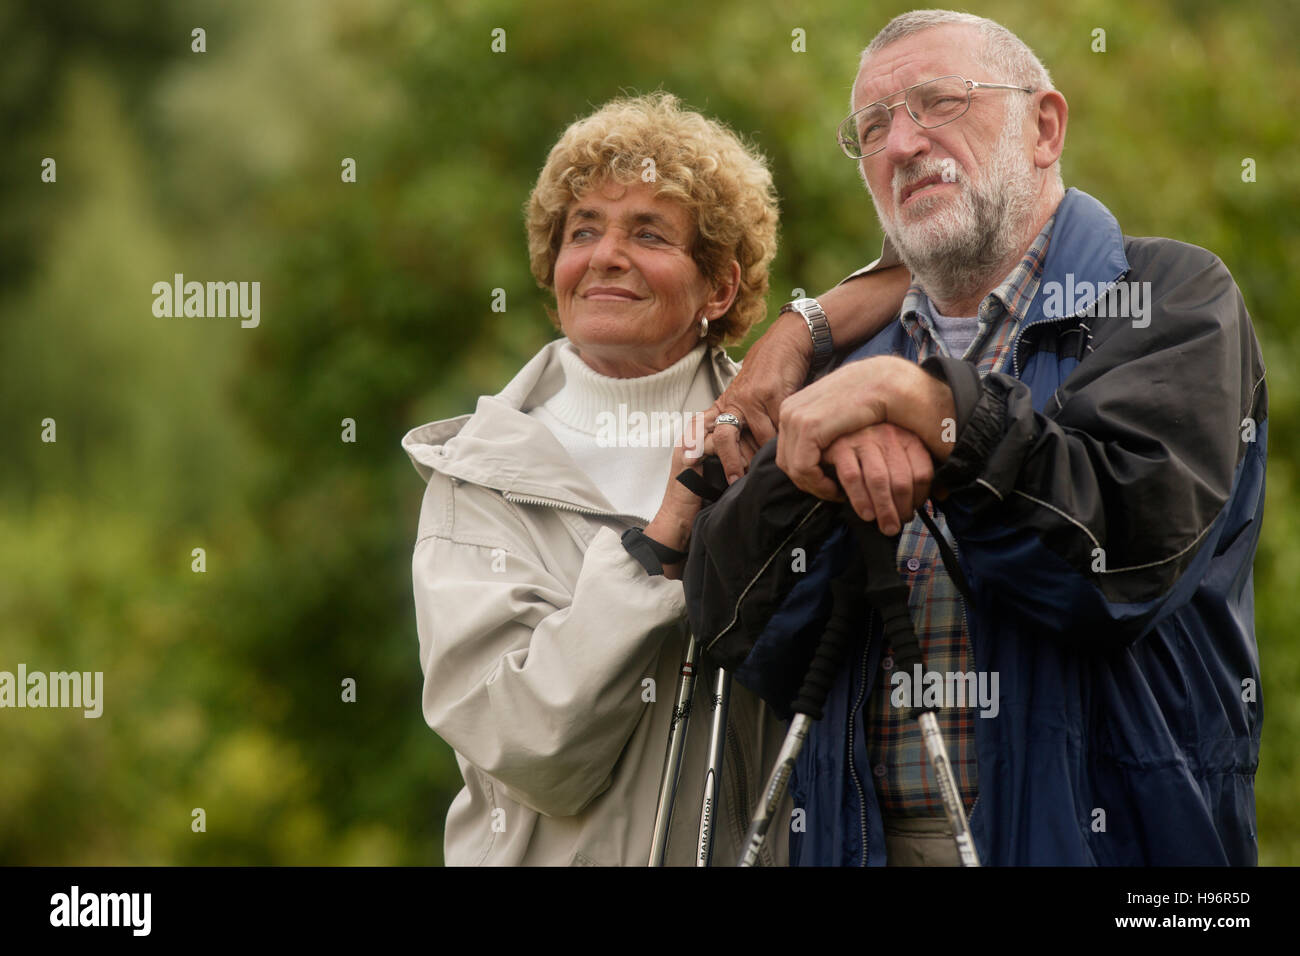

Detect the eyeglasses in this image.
[837,74,1035,159]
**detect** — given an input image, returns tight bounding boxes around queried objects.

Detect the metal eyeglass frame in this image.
[838,74,1035,159]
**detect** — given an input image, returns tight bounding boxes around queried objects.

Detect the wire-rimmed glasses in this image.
[837,74,1035,159]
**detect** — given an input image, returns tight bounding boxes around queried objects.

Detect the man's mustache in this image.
[893,162,960,204]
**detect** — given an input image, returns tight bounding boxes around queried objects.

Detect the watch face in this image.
[792,298,817,311]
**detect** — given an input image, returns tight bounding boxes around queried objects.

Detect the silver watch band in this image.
[779,297,834,371]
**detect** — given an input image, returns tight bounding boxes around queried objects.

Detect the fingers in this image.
[711,410,747,482]
[680,411,713,465]
[746,402,778,449]
[712,313,811,472]
[825,438,874,523]
[879,429,915,536]
[710,404,767,484]
[776,397,842,498]
[783,446,844,501]
[871,422,933,520]
[857,432,907,535]
[818,424,937,535]
[899,425,934,511]
[776,367,888,497]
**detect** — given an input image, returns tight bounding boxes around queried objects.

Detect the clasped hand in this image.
[714,352,958,535]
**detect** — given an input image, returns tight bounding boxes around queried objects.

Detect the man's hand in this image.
[776,355,957,500]
[821,423,933,535]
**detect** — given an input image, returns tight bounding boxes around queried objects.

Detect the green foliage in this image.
[1,0,1297,865]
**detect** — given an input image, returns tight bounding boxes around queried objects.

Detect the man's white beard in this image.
[872,111,1039,309]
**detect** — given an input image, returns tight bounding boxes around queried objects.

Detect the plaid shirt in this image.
[866,214,1056,817]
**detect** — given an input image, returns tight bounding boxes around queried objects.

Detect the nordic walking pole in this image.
[648,452,734,866]
[738,558,864,867]
[851,520,980,867]
[916,710,979,866]
[695,666,732,866]
[649,631,699,866]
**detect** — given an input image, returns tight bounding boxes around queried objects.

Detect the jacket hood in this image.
[402,338,739,507]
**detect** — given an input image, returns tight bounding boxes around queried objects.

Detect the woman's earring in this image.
[698,315,709,339]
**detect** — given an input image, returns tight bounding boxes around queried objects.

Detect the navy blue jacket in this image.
[737,189,1267,865]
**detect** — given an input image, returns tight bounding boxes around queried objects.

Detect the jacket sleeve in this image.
[924,238,1267,646]
[836,234,903,285]
[411,476,687,817]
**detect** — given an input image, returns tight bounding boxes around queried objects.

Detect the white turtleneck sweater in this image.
[528,342,715,523]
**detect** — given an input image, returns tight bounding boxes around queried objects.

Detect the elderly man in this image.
[702,10,1266,865]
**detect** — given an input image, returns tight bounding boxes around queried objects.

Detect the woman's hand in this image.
[644,412,714,579]
[707,314,806,484]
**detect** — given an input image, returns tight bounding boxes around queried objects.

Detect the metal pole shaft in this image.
[696,667,731,866]
[648,632,698,866]
[737,713,811,867]
[917,710,981,867]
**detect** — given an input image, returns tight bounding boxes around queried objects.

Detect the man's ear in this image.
[708,259,743,316]
[1032,90,1068,171]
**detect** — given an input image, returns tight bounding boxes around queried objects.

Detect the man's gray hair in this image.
[858,10,1062,186]
[860,10,1054,95]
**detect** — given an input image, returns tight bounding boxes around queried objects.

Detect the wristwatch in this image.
[779,297,834,372]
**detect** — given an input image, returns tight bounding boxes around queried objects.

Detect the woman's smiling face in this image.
[553,180,725,378]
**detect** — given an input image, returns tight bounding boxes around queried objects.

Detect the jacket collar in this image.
[842,188,1133,369]
[1020,187,1131,329]
[402,337,739,511]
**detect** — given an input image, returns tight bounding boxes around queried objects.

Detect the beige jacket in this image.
[402,339,791,866]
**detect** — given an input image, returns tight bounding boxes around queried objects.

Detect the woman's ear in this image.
[707,259,742,317]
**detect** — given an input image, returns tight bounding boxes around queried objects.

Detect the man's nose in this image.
[880,108,930,166]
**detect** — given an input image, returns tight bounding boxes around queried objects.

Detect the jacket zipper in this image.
[1011,271,1126,378]
[1011,314,1077,380]
[502,490,645,525]
[848,619,873,866]
[959,591,982,853]
[941,506,982,855]
[999,277,1125,860]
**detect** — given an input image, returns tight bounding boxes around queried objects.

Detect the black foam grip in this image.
[791,575,863,719]
[851,517,931,710]
[875,583,923,673]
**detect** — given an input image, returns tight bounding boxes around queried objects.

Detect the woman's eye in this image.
[639,231,663,241]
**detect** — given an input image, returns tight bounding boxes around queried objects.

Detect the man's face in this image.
[851,25,1039,281]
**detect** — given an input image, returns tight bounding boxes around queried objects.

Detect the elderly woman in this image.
[402,93,788,866]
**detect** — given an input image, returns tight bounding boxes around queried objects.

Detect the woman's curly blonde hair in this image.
[526,92,779,346]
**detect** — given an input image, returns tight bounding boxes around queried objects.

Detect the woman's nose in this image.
[589,229,630,271]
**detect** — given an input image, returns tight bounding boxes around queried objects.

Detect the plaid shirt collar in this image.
[898,213,1057,360]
